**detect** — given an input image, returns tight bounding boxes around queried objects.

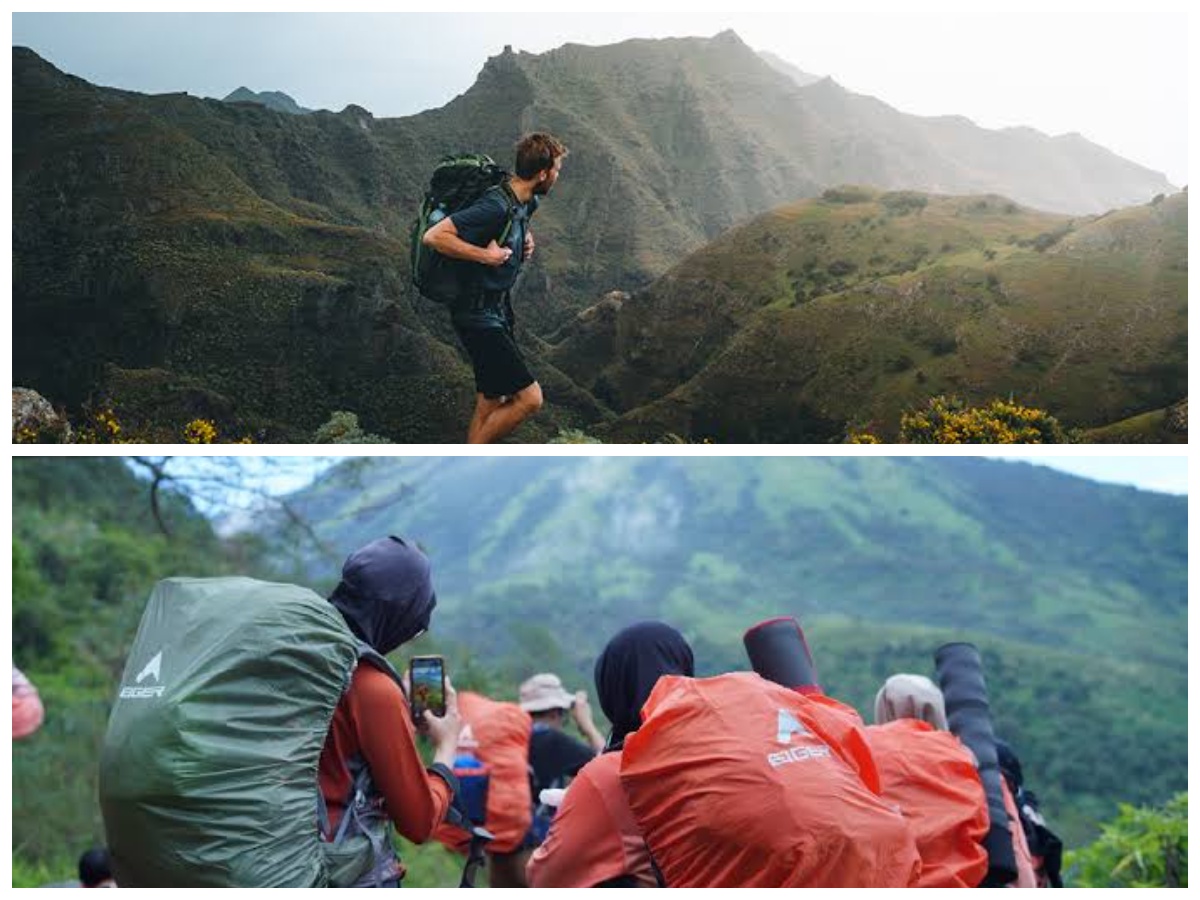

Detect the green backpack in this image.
[98,577,403,887]
[410,153,517,304]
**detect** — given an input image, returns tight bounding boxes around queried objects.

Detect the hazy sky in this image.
[986,456,1187,496]
[11,7,1188,185]
[161,456,1187,518]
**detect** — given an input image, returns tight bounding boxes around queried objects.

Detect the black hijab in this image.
[594,621,694,751]
[328,536,437,655]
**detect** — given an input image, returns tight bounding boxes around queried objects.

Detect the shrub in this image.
[821,185,876,205]
[1066,793,1186,887]
[314,411,389,444]
[881,191,928,215]
[548,428,603,444]
[899,395,1067,443]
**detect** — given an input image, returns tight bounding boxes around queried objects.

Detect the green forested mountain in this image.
[9,457,1188,882]
[278,456,1186,842]
[12,35,1179,442]
[551,189,1188,441]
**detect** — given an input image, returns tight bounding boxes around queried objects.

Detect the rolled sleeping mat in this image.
[934,642,1017,887]
[743,616,820,692]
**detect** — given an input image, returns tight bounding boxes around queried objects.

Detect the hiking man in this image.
[319,536,464,887]
[485,673,605,887]
[421,133,567,443]
[521,672,606,800]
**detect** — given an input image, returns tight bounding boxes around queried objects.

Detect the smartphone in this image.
[409,655,446,721]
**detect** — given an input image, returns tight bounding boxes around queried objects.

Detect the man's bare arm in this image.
[423,217,512,266]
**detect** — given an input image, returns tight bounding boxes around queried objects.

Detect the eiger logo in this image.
[120,650,166,699]
[767,708,831,769]
[776,710,808,744]
[137,651,163,684]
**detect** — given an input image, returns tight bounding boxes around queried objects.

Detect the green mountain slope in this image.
[276,455,1186,844]
[553,189,1186,441]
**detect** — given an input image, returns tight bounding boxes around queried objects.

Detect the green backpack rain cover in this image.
[98,577,365,887]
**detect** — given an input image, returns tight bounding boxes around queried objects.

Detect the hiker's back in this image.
[620,673,921,887]
[99,577,360,887]
[433,691,533,855]
[866,719,990,887]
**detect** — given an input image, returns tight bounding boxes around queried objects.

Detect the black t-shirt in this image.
[528,725,596,796]
[447,186,539,329]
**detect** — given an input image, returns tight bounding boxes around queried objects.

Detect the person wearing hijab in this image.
[318,537,462,886]
[872,673,1037,888]
[526,621,694,888]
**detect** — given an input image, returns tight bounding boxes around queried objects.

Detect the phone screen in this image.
[410,656,446,720]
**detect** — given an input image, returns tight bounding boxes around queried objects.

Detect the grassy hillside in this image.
[561,189,1187,441]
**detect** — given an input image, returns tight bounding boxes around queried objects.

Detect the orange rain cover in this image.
[434,691,532,854]
[620,673,921,887]
[866,719,990,887]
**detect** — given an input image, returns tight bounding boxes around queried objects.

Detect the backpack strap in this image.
[496,181,520,247]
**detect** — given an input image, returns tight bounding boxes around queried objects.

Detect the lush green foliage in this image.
[1066,793,1187,887]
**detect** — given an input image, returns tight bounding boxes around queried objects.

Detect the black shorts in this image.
[454,325,535,400]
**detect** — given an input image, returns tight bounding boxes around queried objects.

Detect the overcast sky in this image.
[158,456,1187,520]
[11,7,1188,185]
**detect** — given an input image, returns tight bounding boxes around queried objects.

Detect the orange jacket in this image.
[866,719,990,887]
[318,665,452,846]
[526,752,656,888]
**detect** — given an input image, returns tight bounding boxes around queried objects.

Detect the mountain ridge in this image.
[11,39,1181,441]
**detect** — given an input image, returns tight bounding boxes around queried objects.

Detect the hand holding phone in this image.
[409,655,446,722]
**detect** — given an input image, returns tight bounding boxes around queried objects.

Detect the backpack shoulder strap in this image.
[355,643,405,688]
[495,180,520,246]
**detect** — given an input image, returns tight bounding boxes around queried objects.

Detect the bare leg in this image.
[467,382,544,444]
[467,393,506,444]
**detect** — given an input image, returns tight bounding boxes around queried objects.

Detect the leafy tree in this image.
[1066,793,1187,887]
